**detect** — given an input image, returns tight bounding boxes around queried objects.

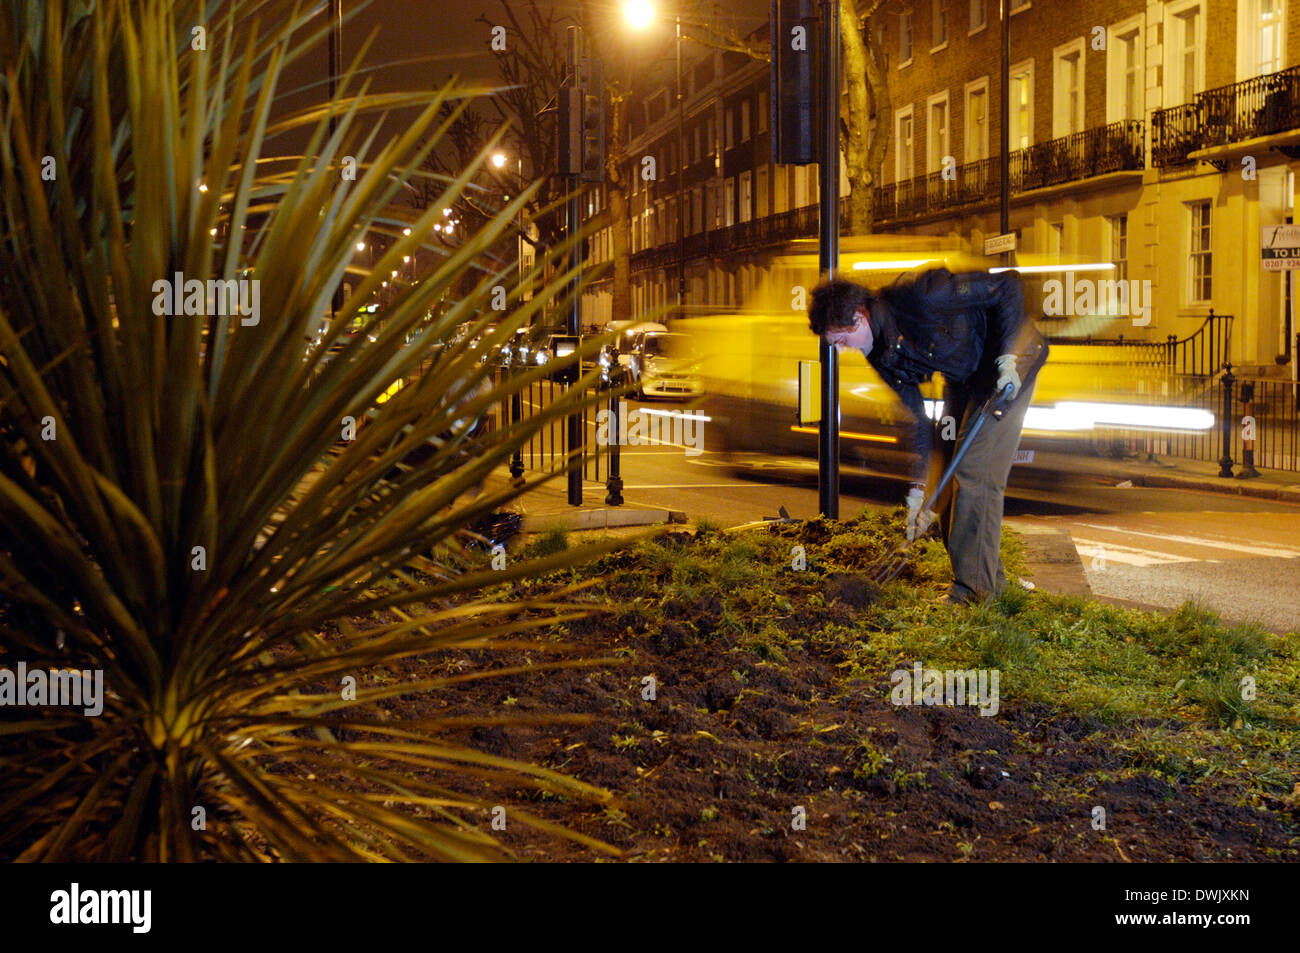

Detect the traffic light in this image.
[771,0,820,165]
[580,58,605,183]
[557,86,583,176]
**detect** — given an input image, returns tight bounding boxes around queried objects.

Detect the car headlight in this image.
[535,351,548,365]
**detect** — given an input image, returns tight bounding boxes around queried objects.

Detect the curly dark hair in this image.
[808,278,873,337]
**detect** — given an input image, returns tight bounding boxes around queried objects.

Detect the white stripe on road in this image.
[1071,522,1300,559]
[1073,539,1206,567]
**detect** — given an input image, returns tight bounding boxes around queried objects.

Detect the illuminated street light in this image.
[402,228,412,236]
[492,152,508,169]
[624,0,654,29]
[356,241,366,251]
[197,182,208,193]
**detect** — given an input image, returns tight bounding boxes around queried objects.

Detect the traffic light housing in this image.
[771,0,820,165]
[580,59,606,183]
[557,86,583,176]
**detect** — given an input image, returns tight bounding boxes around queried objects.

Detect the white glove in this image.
[905,486,937,542]
[995,353,1021,401]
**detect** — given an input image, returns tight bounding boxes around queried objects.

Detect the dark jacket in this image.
[862,268,1048,483]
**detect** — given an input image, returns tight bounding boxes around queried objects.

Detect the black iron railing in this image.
[1015,120,1145,191]
[1125,373,1300,473]
[630,202,825,273]
[1153,64,1300,167]
[876,121,1144,222]
[1047,311,1234,377]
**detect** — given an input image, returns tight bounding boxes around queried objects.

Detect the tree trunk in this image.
[841,3,891,236]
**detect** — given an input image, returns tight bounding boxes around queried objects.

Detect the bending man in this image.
[808,267,1048,604]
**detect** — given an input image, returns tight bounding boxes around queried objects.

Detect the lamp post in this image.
[625,1,687,317]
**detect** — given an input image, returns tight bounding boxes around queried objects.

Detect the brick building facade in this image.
[587,0,1300,377]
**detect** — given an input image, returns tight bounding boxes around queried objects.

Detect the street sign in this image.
[1262,225,1300,270]
[984,232,1017,256]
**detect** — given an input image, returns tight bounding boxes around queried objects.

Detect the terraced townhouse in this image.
[588,0,1300,392]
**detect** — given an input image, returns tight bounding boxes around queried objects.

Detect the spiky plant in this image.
[0,0,619,860]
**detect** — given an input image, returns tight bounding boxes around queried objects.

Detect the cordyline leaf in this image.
[0,0,624,861]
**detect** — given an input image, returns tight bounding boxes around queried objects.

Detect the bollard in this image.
[605,370,624,506]
[1237,380,1260,478]
[1218,363,1235,478]
[507,363,525,486]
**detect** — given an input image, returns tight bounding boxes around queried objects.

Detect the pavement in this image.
[490,450,1300,608]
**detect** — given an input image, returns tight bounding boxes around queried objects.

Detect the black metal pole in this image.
[1218,363,1236,477]
[676,16,686,315]
[999,0,1010,266]
[566,27,583,506]
[818,0,840,519]
[605,381,624,505]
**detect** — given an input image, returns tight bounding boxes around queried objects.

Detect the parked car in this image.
[604,320,668,371]
[628,331,702,399]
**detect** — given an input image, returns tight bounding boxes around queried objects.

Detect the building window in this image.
[758,90,769,133]
[1170,3,1203,105]
[724,177,735,227]
[693,126,701,163]
[1109,214,1128,282]
[1259,0,1284,75]
[1188,201,1212,303]
[741,98,751,141]
[1010,62,1033,149]
[896,105,915,180]
[1107,21,1143,123]
[756,164,769,218]
[739,170,753,223]
[899,8,913,65]
[927,92,950,173]
[693,187,703,234]
[1049,223,1063,259]
[965,79,989,162]
[707,116,716,155]
[932,0,948,49]
[969,0,985,33]
[1053,41,1084,138]
[725,107,734,149]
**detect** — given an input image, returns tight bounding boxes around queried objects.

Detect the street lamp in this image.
[625,0,687,318]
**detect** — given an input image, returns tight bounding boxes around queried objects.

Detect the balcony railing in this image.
[630,202,829,272]
[628,120,1145,269]
[1153,64,1300,167]
[875,120,1145,222]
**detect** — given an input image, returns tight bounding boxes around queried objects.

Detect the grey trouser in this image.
[935,374,1036,602]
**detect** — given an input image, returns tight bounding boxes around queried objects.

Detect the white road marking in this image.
[1073,539,1205,567]
[1071,522,1300,558]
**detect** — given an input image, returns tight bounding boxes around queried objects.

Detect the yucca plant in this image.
[0,0,623,860]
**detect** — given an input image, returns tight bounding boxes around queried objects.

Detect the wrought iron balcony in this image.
[875,120,1145,222]
[629,203,830,272]
[1153,65,1300,167]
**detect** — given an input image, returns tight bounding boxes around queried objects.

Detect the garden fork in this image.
[869,381,1016,584]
